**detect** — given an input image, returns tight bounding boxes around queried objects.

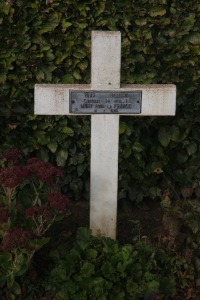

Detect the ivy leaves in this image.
[0,0,200,202]
[46,227,180,299]
[158,127,177,147]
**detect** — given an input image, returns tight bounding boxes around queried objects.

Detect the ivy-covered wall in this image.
[0,0,200,203]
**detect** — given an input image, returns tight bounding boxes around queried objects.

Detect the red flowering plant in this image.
[0,149,70,295]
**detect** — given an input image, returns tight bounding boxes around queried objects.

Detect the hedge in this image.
[0,0,200,203]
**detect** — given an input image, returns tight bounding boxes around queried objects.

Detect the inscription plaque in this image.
[69,90,142,114]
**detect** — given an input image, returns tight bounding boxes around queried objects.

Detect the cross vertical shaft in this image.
[90,31,121,239]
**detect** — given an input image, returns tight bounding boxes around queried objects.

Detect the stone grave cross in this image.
[35,31,176,239]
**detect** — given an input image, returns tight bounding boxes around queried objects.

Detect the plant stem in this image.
[162,173,181,202]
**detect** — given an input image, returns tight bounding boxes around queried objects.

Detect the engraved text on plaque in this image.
[70,90,142,114]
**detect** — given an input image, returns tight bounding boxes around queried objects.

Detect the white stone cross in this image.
[35,31,176,239]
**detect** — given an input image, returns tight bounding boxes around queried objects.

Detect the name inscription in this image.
[69,90,142,114]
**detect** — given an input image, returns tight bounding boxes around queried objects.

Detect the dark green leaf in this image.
[158,128,171,147]
[47,142,58,153]
[56,149,68,166]
[149,7,166,17]
[187,142,197,155]
[132,142,144,152]
[11,280,21,295]
[119,122,126,134]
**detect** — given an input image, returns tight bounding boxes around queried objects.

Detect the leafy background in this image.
[0,0,200,203]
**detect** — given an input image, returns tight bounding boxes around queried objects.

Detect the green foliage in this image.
[0,0,200,202]
[162,196,200,249]
[43,227,199,299]
[160,183,200,296]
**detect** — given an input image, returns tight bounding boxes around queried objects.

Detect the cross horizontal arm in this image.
[34,84,176,116]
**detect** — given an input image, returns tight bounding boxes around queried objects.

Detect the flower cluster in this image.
[0,166,30,188]
[1,227,34,252]
[24,193,70,236]
[0,150,69,253]
[0,150,71,286]
[0,149,32,188]
[2,149,22,165]
[26,205,53,220]
[48,193,70,214]
[0,203,10,224]
[26,158,64,183]
[25,193,69,219]
[0,153,64,189]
